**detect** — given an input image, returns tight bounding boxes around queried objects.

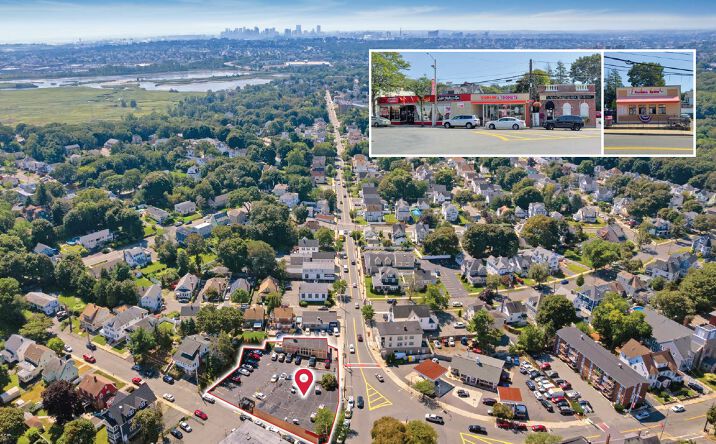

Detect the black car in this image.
[457,389,469,398]
[688,382,704,394]
[357,396,364,409]
[295,356,302,365]
[170,428,183,439]
[309,356,317,367]
[540,399,554,412]
[543,115,584,131]
[386,299,397,305]
[482,397,497,406]
[162,375,174,384]
[86,342,97,351]
[529,370,541,379]
[559,405,574,415]
[468,425,487,434]
[526,380,536,391]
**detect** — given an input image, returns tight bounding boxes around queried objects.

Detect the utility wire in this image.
[604,55,693,72]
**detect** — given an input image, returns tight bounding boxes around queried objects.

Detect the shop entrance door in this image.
[399,106,415,124]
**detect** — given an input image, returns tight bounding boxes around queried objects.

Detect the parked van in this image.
[333,327,340,336]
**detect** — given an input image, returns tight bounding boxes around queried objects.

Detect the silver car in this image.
[443,115,479,129]
[485,116,526,130]
[371,116,391,127]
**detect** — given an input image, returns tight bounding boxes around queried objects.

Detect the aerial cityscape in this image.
[2,2,716,444]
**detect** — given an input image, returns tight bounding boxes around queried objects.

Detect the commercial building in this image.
[554,327,648,407]
[537,84,597,127]
[449,354,506,391]
[377,93,531,126]
[615,86,682,124]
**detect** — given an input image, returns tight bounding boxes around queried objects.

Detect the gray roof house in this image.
[449,354,505,391]
[104,383,157,444]
[389,304,439,332]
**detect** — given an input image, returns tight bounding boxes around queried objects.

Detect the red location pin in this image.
[294,368,314,397]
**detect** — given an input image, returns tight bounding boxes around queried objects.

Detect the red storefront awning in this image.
[616,96,680,104]
[472,100,527,105]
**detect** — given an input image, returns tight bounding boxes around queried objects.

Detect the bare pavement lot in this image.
[371,126,601,156]
[604,133,695,156]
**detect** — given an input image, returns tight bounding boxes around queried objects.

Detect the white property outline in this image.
[203,337,342,444]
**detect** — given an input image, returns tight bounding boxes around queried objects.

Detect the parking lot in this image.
[209,349,339,434]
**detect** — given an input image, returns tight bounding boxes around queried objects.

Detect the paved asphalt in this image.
[370,126,601,157]
[604,133,695,156]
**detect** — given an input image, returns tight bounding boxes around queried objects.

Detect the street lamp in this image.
[426,53,437,127]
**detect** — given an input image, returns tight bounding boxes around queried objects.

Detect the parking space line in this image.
[471,131,511,141]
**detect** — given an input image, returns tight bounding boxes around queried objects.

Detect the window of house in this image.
[576,85,589,91]
[658,105,666,114]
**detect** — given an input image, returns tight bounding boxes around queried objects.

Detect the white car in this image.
[63,344,72,353]
[485,116,526,130]
[201,393,215,403]
[254,392,266,400]
[453,322,465,329]
[352,282,357,288]
[634,410,650,420]
[448,337,455,347]
[162,393,175,402]
[371,116,391,127]
[443,115,479,129]
[433,340,442,349]
[349,344,355,354]
[671,404,685,413]
[451,301,463,307]
[533,390,543,400]
[179,421,192,432]
[271,374,278,383]
[347,396,355,409]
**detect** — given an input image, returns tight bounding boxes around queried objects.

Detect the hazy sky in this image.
[0,0,715,43]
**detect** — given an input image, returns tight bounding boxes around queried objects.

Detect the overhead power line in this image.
[603,55,693,72]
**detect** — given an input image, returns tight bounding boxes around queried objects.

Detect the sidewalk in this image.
[605,129,692,136]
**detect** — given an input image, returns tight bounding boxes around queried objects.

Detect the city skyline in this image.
[1,0,716,43]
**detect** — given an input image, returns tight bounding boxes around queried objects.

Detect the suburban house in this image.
[174,201,197,215]
[363,251,415,274]
[449,354,505,391]
[243,307,266,330]
[598,224,627,243]
[395,199,411,222]
[124,247,152,268]
[209,212,229,226]
[175,273,199,302]
[42,356,78,384]
[528,202,548,218]
[693,234,713,258]
[199,277,228,301]
[101,306,148,344]
[526,247,563,272]
[79,229,113,250]
[300,310,338,332]
[642,308,716,371]
[172,334,212,374]
[388,304,439,332]
[645,252,697,281]
[104,383,157,444]
[619,339,683,389]
[0,334,35,364]
[648,218,672,238]
[33,243,58,257]
[461,258,488,286]
[374,321,427,358]
[464,304,487,321]
[554,327,649,406]
[371,267,401,293]
[573,206,598,223]
[144,206,169,224]
[616,271,649,300]
[363,203,384,223]
[298,281,331,303]
[301,261,336,282]
[258,276,280,295]
[501,301,527,324]
[17,343,54,383]
[78,372,118,410]
[413,222,430,244]
[441,202,459,222]
[269,307,295,332]
[392,223,407,245]
[279,192,300,208]
[179,303,201,322]
[297,237,320,255]
[140,284,163,312]
[24,292,60,316]
[80,303,114,333]
[227,207,249,225]
[573,283,622,316]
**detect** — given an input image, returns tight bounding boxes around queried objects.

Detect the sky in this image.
[604,51,694,91]
[0,0,716,43]
[399,51,598,87]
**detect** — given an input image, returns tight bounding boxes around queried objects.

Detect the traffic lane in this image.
[604,134,695,155]
[371,127,601,157]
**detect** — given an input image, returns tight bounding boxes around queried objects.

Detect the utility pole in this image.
[427,53,437,127]
[528,58,534,128]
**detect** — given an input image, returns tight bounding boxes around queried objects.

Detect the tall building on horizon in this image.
[295,24,302,35]
[316,25,321,34]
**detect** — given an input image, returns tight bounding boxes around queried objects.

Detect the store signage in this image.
[544,94,595,100]
[475,94,521,101]
[627,87,666,96]
[437,95,461,102]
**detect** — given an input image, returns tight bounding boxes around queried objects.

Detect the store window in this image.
[649,105,657,115]
[563,103,572,115]
[580,103,589,117]
[638,105,647,115]
[658,105,666,114]
[629,106,637,115]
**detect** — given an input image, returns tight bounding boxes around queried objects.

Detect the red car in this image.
[496,419,511,429]
[540,363,551,370]
[559,382,572,390]
[552,396,566,404]
[532,425,547,432]
[471,347,483,354]
[194,409,208,420]
[230,375,242,384]
[513,422,528,431]
[357,334,363,342]
[82,354,96,363]
[132,377,143,385]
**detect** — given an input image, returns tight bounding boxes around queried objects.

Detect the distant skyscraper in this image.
[295,24,302,35]
[316,25,321,34]
[284,28,291,36]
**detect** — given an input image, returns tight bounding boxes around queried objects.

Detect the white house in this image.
[24,292,60,316]
[175,273,199,302]
[389,304,439,332]
[395,199,411,222]
[0,335,35,364]
[42,356,79,384]
[301,261,336,282]
[79,229,113,250]
[101,306,148,344]
[298,282,331,303]
[528,202,547,218]
[279,192,300,208]
[619,339,683,389]
[297,237,320,255]
[140,284,163,313]
[441,202,459,223]
[144,206,169,224]
[528,247,562,273]
[501,300,527,324]
[573,206,598,223]
[461,259,487,286]
[124,247,151,268]
[172,334,212,374]
[186,165,201,181]
[174,201,196,215]
[374,321,427,356]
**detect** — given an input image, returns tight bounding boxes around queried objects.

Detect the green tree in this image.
[707,404,716,427]
[320,373,338,391]
[422,284,448,310]
[513,187,543,209]
[422,226,460,257]
[19,313,53,343]
[527,263,550,288]
[514,69,550,94]
[231,288,250,304]
[333,279,347,297]
[0,407,25,444]
[371,52,410,112]
[409,76,434,127]
[522,215,560,249]
[315,228,335,251]
[128,327,157,362]
[245,240,277,279]
[362,304,375,322]
[604,69,624,109]
[679,263,716,313]
[515,325,547,354]
[47,337,66,356]
[467,309,501,353]
[492,403,514,420]
[42,380,83,424]
[217,236,247,273]
[371,416,406,444]
[536,294,577,334]
[582,239,621,270]
[405,420,438,444]
[265,291,283,313]
[131,407,163,444]
[58,418,96,444]
[652,290,695,323]
[140,171,173,207]
[576,275,585,287]
[591,293,652,349]
[554,61,569,83]
[570,54,602,110]
[461,224,518,259]
[0,365,9,390]
[433,168,456,191]
[313,407,334,437]
[377,169,427,202]
[413,379,436,399]
[628,62,666,87]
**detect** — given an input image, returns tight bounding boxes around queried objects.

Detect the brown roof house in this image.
[243,306,266,330]
[78,372,118,409]
[269,307,295,332]
[199,277,228,302]
[80,303,114,334]
[619,339,683,389]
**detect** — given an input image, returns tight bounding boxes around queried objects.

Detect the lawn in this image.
[58,294,86,313]
[93,369,126,390]
[694,370,716,390]
[0,86,200,125]
[134,277,153,288]
[242,331,268,343]
[59,243,86,256]
[140,262,167,275]
[383,214,398,224]
[93,335,107,346]
[565,261,590,274]
[20,381,45,404]
[96,426,108,444]
[199,253,218,265]
[364,276,387,299]
[457,273,482,293]
[143,224,159,237]
[352,216,368,225]
[182,213,202,223]
[2,372,18,391]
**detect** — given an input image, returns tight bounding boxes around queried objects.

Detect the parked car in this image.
[295,356,302,365]
[82,354,96,363]
[424,414,444,424]
[194,409,208,420]
[543,115,584,131]
[162,393,175,402]
[357,334,363,342]
[163,375,174,384]
[63,344,72,353]
[532,425,547,432]
[309,356,317,367]
[271,352,278,361]
[170,428,183,439]
[131,377,143,385]
[347,396,354,409]
[239,368,250,376]
[485,116,526,130]
[565,390,581,400]
[457,389,469,398]
[202,393,215,403]
[372,116,391,127]
[482,397,497,406]
[453,322,466,329]
[357,396,364,409]
[526,380,536,391]
[539,362,551,370]
[452,301,463,307]
[688,382,704,394]
[179,421,192,432]
[558,405,574,415]
[540,399,554,412]
[468,425,487,434]
[433,340,442,349]
[635,410,650,420]
[443,115,479,129]
[349,344,355,354]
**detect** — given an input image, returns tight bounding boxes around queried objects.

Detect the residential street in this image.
[604,133,695,155]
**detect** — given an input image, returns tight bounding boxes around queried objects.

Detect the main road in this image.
[604,133,695,155]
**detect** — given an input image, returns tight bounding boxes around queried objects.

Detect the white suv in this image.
[443,115,479,129]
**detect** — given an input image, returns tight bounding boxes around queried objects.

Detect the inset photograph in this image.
[604,50,695,156]
[370,50,602,156]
